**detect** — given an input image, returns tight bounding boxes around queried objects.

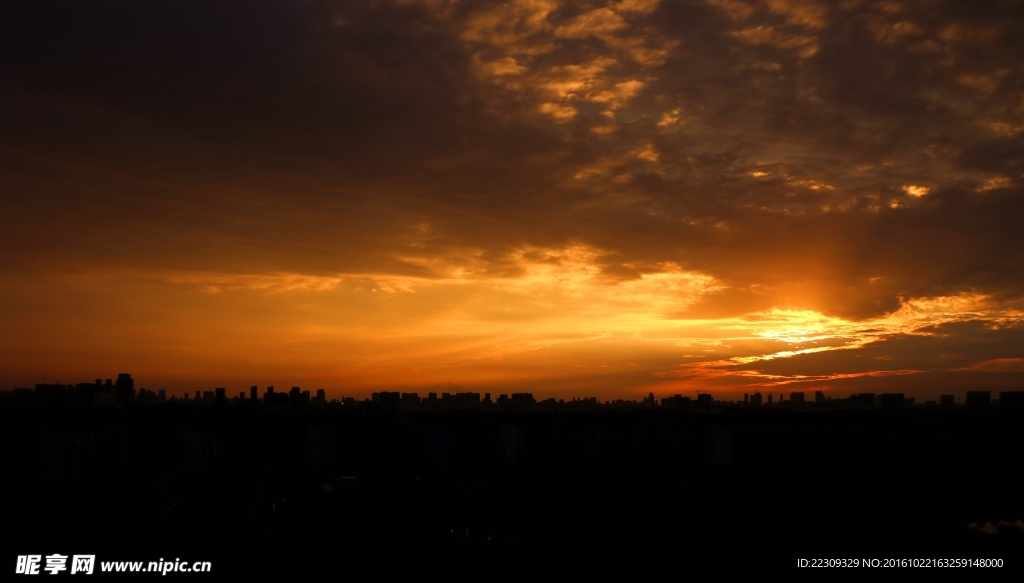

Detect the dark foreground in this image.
[4,404,1022,576]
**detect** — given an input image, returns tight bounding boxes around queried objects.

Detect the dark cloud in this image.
[2,0,1023,393]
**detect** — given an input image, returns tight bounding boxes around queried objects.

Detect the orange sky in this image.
[2,0,1023,399]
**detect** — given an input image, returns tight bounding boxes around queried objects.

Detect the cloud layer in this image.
[1,0,1022,397]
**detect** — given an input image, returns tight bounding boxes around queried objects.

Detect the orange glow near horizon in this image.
[3,244,1021,400]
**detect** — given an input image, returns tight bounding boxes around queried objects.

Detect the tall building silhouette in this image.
[965,391,991,409]
[1000,391,1024,409]
[114,373,135,405]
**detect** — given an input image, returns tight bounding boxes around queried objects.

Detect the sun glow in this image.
[22,243,1016,398]
[664,292,1020,388]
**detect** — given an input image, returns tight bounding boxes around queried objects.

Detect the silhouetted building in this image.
[940,394,955,407]
[790,392,805,404]
[94,379,115,407]
[72,382,95,406]
[965,391,991,409]
[214,387,226,406]
[999,391,1024,409]
[113,373,135,405]
[509,393,536,409]
[750,392,763,406]
[250,386,258,401]
[400,392,420,409]
[137,388,157,403]
[316,389,326,404]
[264,386,288,407]
[697,393,713,407]
[851,393,874,407]
[566,396,599,410]
[878,393,905,409]
[372,391,400,412]
[35,383,67,405]
[449,392,481,410]
[422,392,438,410]
[661,394,692,409]
[815,390,825,405]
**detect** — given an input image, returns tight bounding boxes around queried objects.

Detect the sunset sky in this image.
[2,0,1022,400]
